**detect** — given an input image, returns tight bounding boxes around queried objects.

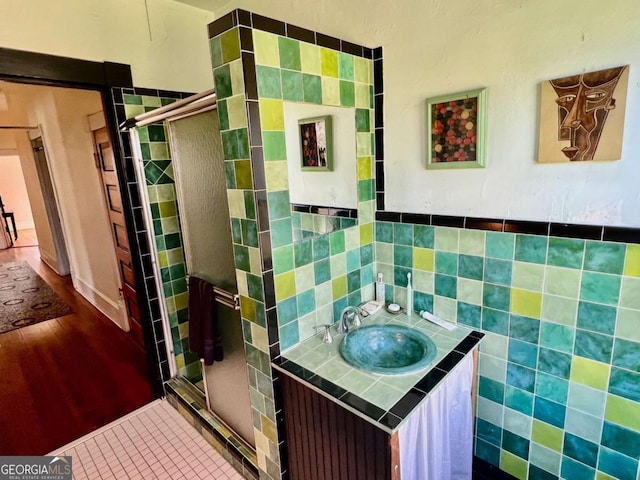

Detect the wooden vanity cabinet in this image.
[280,374,400,480]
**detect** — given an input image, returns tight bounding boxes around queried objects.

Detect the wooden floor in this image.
[0,246,154,455]
[11,228,39,248]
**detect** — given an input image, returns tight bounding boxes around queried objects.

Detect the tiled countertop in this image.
[272,309,484,433]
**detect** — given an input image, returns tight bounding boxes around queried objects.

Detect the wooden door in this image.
[93,127,144,348]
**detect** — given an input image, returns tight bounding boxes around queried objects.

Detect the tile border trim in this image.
[375,211,640,244]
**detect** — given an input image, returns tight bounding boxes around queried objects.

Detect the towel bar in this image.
[186,275,240,311]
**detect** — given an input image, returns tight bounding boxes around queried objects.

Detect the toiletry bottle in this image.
[406,272,413,317]
[376,273,385,304]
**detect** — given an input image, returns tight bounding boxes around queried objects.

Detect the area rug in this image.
[0,261,73,334]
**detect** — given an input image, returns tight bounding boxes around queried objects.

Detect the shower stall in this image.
[129,91,255,447]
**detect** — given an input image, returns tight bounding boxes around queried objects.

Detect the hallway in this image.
[0,246,154,455]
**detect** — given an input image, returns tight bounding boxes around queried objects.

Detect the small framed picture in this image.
[426,88,487,169]
[299,116,333,171]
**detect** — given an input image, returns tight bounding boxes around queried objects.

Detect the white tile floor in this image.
[50,400,244,480]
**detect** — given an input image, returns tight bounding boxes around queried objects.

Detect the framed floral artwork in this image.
[426,88,487,169]
[299,115,333,171]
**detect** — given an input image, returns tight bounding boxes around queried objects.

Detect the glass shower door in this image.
[168,110,255,447]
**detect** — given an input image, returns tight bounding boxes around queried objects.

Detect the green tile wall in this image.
[124,94,201,384]
[210,23,375,479]
[376,224,640,480]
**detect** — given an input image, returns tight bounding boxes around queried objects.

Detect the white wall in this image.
[0,0,215,92]
[284,103,357,208]
[0,154,35,230]
[214,0,640,227]
[26,86,128,329]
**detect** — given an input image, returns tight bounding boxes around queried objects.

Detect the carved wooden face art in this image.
[549,66,626,161]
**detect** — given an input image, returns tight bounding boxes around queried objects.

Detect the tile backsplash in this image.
[376,222,640,480]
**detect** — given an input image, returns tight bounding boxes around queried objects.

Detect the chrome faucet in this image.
[337,306,362,334]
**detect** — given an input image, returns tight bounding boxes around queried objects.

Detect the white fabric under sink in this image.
[398,353,474,480]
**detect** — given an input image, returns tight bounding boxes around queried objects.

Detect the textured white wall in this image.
[0,0,215,92]
[214,0,640,227]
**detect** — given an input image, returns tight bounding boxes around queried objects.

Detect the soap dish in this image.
[385,303,405,314]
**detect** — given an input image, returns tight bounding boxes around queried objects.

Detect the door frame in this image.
[0,47,164,397]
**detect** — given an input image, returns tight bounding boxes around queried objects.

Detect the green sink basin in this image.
[339,324,437,375]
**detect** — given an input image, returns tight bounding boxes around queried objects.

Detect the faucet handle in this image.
[314,324,334,344]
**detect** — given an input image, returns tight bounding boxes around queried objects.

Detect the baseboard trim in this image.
[39,249,61,275]
[74,275,129,331]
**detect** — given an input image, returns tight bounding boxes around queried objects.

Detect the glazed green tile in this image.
[605,393,640,432]
[564,408,603,444]
[229,60,244,95]
[575,329,613,363]
[234,244,250,272]
[624,244,640,277]
[273,245,294,274]
[330,230,345,255]
[141,96,161,108]
[214,64,232,99]
[274,271,296,302]
[354,57,369,83]
[144,162,164,184]
[226,95,246,129]
[357,155,373,180]
[124,104,144,118]
[267,190,290,220]
[580,272,621,306]
[320,48,338,77]
[541,294,577,326]
[337,52,354,80]
[321,77,340,105]
[358,178,374,202]
[209,36,223,68]
[486,232,515,260]
[271,218,293,248]
[246,273,263,302]
[123,93,142,105]
[483,284,511,311]
[281,70,304,102]
[482,308,509,335]
[217,98,230,130]
[259,99,284,130]
[278,36,301,71]
[330,273,347,300]
[394,223,413,246]
[537,372,569,405]
[459,229,485,256]
[532,420,563,452]
[339,80,355,107]
[220,28,240,63]
[529,443,561,476]
[148,125,165,142]
[257,66,282,99]
[435,251,458,275]
[434,294,456,320]
[253,29,279,67]
[302,74,322,104]
[243,190,256,220]
[313,235,330,261]
[458,252,482,280]
[544,266,581,298]
[609,367,640,403]
[139,143,151,161]
[457,278,483,305]
[356,132,372,156]
[547,237,585,269]
[598,447,638,480]
[620,276,640,309]
[584,241,626,275]
[601,421,640,460]
[414,248,434,272]
[577,301,616,334]
[221,130,238,160]
[484,258,512,286]
[616,308,640,342]
[511,288,542,318]
[234,160,253,189]
[435,274,456,299]
[612,337,640,373]
[299,42,321,74]
[539,321,574,353]
[570,356,609,390]
[137,127,150,143]
[500,451,527,480]
[150,143,169,160]
[435,227,459,252]
[355,108,370,133]
[262,131,287,162]
[241,219,259,248]
[314,259,331,285]
[355,83,370,108]
[515,234,548,264]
